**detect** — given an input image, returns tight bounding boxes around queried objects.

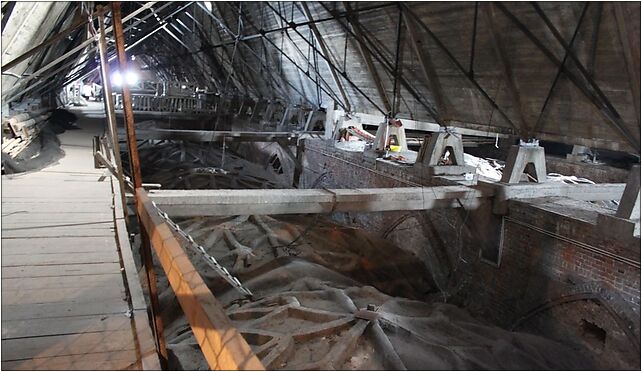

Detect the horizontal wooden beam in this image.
[149,182,627,218]
[118,128,323,144]
[353,112,511,139]
[479,181,626,201]
[136,188,264,370]
[148,186,493,217]
[478,180,627,214]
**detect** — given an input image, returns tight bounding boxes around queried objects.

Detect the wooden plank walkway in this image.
[1,109,159,370]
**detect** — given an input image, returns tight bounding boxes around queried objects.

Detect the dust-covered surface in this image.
[1,127,65,174]
[129,141,596,370]
[153,214,593,370]
[126,140,289,190]
[1,108,80,175]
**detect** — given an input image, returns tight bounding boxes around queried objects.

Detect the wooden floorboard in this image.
[1,237,116,255]
[2,300,130,321]
[2,286,126,306]
[1,108,159,370]
[2,314,134,339]
[2,272,121,287]
[1,330,137,361]
[1,350,139,370]
[2,251,118,266]
[2,262,122,278]
[1,229,116,238]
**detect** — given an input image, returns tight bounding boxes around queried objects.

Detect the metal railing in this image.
[114,93,217,113]
[136,188,265,370]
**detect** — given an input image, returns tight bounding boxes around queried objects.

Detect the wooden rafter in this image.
[301,2,352,112]
[482,2,529,137]
[402,8,448,125]
[343,2,392,114]
[613,2,641,128]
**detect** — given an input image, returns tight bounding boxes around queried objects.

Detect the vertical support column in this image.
[278,105,291,131]
[97,8,128,219]
[324,105,337,139]
[263,101,275,125]
[616,165,641,220]
[293,140,304,188]
[304,110,315,131]
[111,2,167,368]
[598,165,640,237]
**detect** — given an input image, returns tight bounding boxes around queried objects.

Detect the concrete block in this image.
[566,145,591,162]
[416,130,465,166]
[372,118,408,153]
[501,145,547,183]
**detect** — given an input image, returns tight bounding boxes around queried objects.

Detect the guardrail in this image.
[115,93,216,113]
[135,188,265,370]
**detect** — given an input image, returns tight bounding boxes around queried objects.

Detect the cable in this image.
[504,216,640,269]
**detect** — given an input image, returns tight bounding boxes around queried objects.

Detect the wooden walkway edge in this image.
[1,111,159,370]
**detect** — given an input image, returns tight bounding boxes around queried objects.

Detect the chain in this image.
[150,201,254,298]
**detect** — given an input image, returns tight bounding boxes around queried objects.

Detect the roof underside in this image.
[1,1,640,154]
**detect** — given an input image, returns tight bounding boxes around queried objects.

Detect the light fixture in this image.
[125,71,139,86]
[112,71,123,86]
[111,71,139,87]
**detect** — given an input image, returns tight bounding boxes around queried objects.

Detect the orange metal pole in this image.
[111,2,168,368]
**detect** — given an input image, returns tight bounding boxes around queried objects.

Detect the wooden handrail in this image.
[136,188,265,370]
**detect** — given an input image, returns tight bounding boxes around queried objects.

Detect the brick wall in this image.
[466,200,640,369]
[294,139,641,369]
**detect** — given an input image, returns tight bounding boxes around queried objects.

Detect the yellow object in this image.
[389,145,401,152]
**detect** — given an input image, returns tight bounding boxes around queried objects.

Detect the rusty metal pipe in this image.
[111,2,168,367]
[97,7,128,220]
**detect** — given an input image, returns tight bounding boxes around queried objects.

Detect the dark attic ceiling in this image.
[1,1,640,154]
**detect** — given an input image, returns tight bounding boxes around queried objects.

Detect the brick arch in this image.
[510,281,639,351]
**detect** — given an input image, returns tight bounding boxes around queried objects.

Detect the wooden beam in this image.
[97,8,129,218]
[148,186,493,217]
[1,1,160,99]
[136,189,265,370]
[532,3,590,134]
[481,3,529,137]
[343,2,392,113]
[510,2,640,152]
[586,2,603,76]
[276,140,304,188]
[112,2,167,367]
[402,9,449,125]
[118,128,320,145]
[400,4,520,133]
[2,7,106,71]
[301,2,351,111]
[613,2,640,128]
